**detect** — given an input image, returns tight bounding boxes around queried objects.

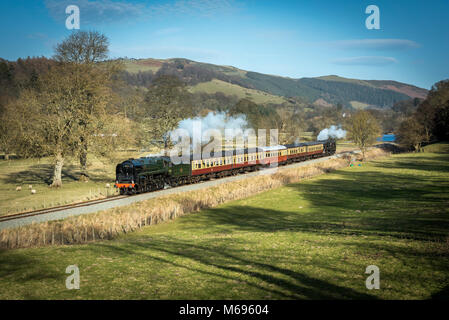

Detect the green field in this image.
[121,58,163,74]
[350,101,370,110]
[0,151,151,216]
[189,79,287,104]
[0,144,448,299]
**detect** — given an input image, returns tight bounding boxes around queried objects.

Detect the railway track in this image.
[0,195,129,223]
[0,149,362,230]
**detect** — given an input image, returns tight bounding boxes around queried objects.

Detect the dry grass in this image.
[0,149,390,249]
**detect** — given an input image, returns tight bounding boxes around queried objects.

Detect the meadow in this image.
[0,150,150,216]
[0,144,447,299]
[189,79,287,104]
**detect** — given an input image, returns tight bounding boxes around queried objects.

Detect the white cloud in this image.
[326,39,420,51]
[45,0,239,25]
[153,27,182,36]
[45,0,145,24]
[109,44,222,60]
[332,56,398,66]
[27,33,48,40]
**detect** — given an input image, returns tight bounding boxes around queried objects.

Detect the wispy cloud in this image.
[110,44,223,60]
[326,39,420,51]
[26,32,59,50]
[332,56,398,66]
[149,0,237,17]
[153,27,182,36]
[45,0,145,24]
[45,0,239,25]
[27,33,49,40]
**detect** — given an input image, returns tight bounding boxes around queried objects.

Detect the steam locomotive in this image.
[115,139,336,195]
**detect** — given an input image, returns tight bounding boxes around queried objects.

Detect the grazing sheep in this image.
[105,183,111,188]
[31,189,36,195]
[16,186,22,191]
[28,185,33,189]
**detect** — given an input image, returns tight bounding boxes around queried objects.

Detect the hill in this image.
[119,58,428,109]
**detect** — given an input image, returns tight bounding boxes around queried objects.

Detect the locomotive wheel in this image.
[169,179,178,187]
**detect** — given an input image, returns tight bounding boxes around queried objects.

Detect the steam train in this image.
[115,139,336,195]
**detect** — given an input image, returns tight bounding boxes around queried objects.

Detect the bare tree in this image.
[396,117,426,151]
[0,105,16,160]
[73,62,120,181]
[14,64,84,187]
[276,107,305,144]
[54,31,109,64]
[53,31,117,180]
[345,110,381,160]
[142,75,193,151]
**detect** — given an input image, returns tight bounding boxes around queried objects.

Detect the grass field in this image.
[350,101,370,109]
[0,144,448,299]
[189,79,287,104]
[0,151,149,216]
[121,58,163,74]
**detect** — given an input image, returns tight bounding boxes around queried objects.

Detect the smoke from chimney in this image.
[172,111,250,142]
[317,125,347,140]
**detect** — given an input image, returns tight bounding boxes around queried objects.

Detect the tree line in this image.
[396,80,449,151]
[0,31,134,187]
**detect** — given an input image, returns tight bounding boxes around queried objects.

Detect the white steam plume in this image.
[317,125,346,140]
[173,111,249,142]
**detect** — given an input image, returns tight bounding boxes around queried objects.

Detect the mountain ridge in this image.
[119,57,428,108]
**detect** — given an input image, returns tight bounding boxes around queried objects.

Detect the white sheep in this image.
[16,186,22,191]
[105,183,111,188]
[28,185,33,190]
[31,189,36,195]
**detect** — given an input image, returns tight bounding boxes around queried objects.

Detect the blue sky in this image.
[0,0,448,89]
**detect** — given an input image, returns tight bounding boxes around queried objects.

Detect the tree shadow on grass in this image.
[372,154,449,174]
[0,250,61,283]
[93,240,377,300]
[178,200,449,243]
[431,285,449,299]
[3,164,112,185]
